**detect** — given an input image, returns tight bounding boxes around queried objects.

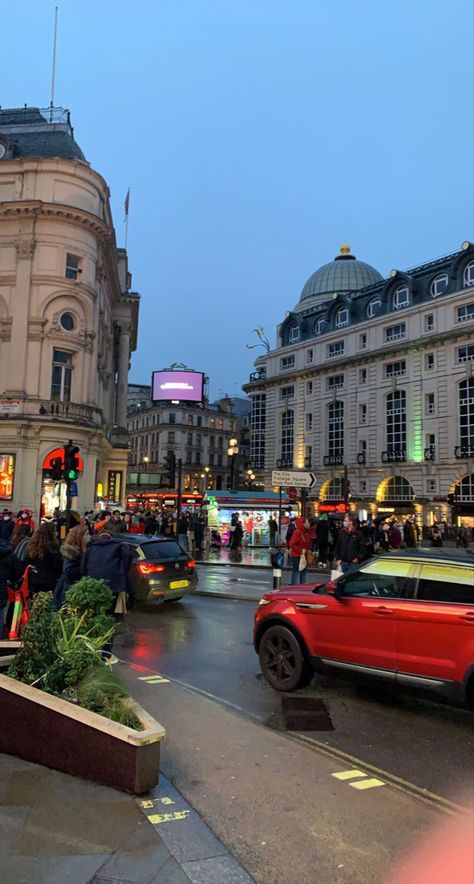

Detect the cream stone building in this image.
[0,107,139,518]
[243,243,474,528]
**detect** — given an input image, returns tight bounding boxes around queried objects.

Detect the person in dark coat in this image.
[316,514,330,567]
[229,514,243,551]
[0,540,24,637]
[52,541,82,610]
[334,518,364,575]
[403,518,416,547]
[81,530,133,602]
[24,524,62,596]
[104,510,126,536]
[143,511,157,535]
[0,511,15,542]
[268,516,278,547]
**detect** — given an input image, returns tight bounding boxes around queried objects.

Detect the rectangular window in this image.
[210,436,215,448]
[280,385,295,401]
[188,414,193,425]
[167,431,175,443]
[217,453,223,466]
[65,253,80,280]
[425,353,435,370]
[359,404,367,424]
[416,579,474,605]
[196,433,202,445]
[217,436,223,449]
[280,355,295,372]
[426,433,436,448]
[169,413,176,424]
[209,452,215,465]
[359,333,367,350]
[457,303,474,322]
[360,480,367,493]
[306,349,314,365]
[195,452,201,464]
[196,416,202,427]
[425,393,435,415]
[457,345,474,363]
[425,313,434,331]
[218,419,224,430]
[359,368,367,384]
[328,401,344,458]
[289,326,300,343]
[51,349,73,402]
[327,341,344,358]
[187,432,193,445]
[306,380,313,394]
[281,410,294,464]
[385,360,406,378]
[185,450,192,463]
[250,393,266,468]
[306,413,313,431]
[305,444,312,466]
[427,479,436,493]
[328,374,344,390]
[385,323,406,342]
[359,439,367,453]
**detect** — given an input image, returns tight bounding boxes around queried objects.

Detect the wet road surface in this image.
[117,576,474,806]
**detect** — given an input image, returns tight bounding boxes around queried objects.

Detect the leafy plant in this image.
[65,577,114,618]
[8,593,57,685]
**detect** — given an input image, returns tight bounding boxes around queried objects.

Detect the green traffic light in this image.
[68,470,78,480]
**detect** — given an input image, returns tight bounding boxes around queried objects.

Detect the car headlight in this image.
[258,598,271,606]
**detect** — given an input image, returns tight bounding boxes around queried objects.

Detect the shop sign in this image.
[318,502,348,514]
[0,400,21,415]
[0,453,15,500]
[107,470,123,503]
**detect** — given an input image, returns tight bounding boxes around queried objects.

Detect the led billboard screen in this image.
[151,370,204,403]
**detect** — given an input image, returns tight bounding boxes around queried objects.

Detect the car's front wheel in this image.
[259,625,312,692]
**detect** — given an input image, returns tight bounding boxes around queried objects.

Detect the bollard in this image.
[271,550,285,590]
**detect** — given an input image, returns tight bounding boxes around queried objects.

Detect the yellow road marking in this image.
[138,675,170,684]
[350,778,385,790]
[332,769,367,781]
[148,810,190,824]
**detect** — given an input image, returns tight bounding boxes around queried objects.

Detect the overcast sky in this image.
[3,0,473,398]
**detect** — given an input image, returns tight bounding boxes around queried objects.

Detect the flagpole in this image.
[125,211,129,250]
[124,186,130,250]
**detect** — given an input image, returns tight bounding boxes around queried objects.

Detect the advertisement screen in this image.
[152,370,204,403]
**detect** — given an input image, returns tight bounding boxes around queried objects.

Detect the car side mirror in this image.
[326,580,344,598]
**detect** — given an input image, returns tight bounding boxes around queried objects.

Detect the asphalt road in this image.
[117,566,474,806]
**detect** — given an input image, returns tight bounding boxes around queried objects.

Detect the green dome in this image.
[299,245,382,308]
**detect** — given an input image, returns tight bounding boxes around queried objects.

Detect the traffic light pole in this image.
[65,478,72,532]
[176,458,183,535]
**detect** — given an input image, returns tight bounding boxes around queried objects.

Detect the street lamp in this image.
[204,466,212,490]
[246,468,256,489]
[227,437,239,491]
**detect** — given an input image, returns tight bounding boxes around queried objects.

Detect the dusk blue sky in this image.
[3,1,473,398]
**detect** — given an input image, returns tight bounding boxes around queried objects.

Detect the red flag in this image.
[124,187,130,219]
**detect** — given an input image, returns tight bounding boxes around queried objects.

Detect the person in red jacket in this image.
[289,517,312,584]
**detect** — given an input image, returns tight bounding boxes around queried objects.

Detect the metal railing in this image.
[248,369,267,382]
[424,446,436,461]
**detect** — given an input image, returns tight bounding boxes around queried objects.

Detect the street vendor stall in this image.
[203,490,290,547]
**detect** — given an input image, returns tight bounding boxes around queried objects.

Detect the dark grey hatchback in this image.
[114,534,198,604]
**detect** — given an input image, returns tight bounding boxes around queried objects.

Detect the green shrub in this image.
[65,577,113,618]
[8,593,57,685]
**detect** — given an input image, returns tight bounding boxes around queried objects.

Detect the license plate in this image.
[170,580,189,589]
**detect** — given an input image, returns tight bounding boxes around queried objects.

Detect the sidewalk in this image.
[195,547,331,572]
[0,751,253,883]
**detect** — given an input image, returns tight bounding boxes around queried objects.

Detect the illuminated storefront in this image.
[0,454,15,502]
[204,491,289,546]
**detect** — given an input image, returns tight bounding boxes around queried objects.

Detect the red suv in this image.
[254,550,474,707]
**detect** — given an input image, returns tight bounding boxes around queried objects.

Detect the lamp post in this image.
[204,466,211,491]
[227,437,239,491]
[246,468,256,489]
[138,455,149,492]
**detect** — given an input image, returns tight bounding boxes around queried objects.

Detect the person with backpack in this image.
[81,529,134,615]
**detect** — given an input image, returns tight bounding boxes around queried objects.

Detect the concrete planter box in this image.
[0,641,21,668]
[0,673,165,794]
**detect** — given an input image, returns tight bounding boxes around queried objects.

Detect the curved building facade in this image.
[0,107,139,517]
[243,243,474,528]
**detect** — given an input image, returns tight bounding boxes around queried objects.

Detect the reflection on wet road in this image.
[116,590,474,804]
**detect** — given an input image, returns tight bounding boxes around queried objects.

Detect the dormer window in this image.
[335,307,349,328]
[463,261,474,288]
[367,297,381,318]
[314,317,325,335]
[393,285,409,310]
[431,274,448,297]
[289,324,300,343]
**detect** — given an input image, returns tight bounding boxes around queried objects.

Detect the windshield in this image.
[140,540,186,560]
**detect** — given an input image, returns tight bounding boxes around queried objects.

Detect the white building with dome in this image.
[243,243,474,529]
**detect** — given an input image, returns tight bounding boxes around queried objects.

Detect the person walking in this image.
[0,539,23,638]
[316,513,330,567]
[24,524,63,596]
[52,526,85,610]
[456,525,469,549]
[229,514,243,551]
[334,517,364,575]
[289,517,312,584]
[269,516,278,547]
[431,524,443,547]
[178,511,189,549]
[0,510,15,543]
[403,517,416,548]
[104,510,126,535]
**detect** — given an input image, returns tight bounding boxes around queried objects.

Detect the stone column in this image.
[6,239,36,396]
[116,325,130,429]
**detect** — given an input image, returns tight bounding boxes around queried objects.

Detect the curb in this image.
[194,590,261,602]
[195,559,331,575]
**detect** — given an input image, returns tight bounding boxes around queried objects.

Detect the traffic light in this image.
[64,441,80,481]
[50,456,63,481]
[162,452,176,488]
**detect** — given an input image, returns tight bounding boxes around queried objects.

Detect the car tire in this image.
[259,625,312,692]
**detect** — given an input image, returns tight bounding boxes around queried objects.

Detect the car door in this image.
[396,562,474,686]
[309,560,416,676]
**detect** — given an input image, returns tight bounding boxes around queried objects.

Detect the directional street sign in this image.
[272,470,316,489]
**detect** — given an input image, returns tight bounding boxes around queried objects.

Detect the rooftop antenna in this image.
[49,6,59,120]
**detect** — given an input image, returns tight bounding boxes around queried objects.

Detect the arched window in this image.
[322,478,344,501]
[430,274,448,297]
[386,390,406,455]
[463,261,474,288]
[367,297,381,318]
[281,410,294,465]
[384,476,414,501]
[393,285,409,310]
[314,316,325,335]
[456,474,474,501]
[289,324,300,343]
[335,307,349,328]
[459,379,474,451]
[328,401,344,458]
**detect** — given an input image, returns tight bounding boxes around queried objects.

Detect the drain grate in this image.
[281,695,335,732]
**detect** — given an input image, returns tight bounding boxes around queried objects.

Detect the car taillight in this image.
[136,563,165,576]
[187,560,196,569]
